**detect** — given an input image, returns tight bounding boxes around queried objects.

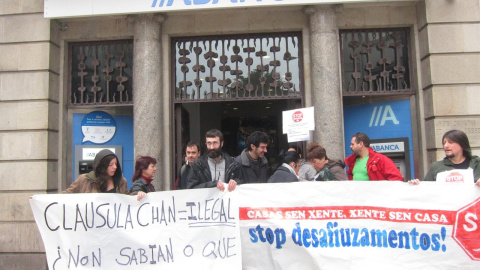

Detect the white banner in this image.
[30,189,241,270]
[31,182,480,269]
[237,181,480,269]
[44,0,414,18]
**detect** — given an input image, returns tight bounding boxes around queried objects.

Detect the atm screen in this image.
[79,160,93,175]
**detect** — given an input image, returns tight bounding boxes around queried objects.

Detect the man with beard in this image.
[345,132,403,181]
[235,131,270,183]
[187,129,242,191]
[421,130,480,185]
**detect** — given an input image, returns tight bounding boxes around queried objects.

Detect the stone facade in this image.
[417,0,480,163]
[1,0,479,268]
[0,0,59,268]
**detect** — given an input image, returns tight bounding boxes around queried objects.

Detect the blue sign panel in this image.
[72,112,134,187]
[81,111,117,144]
[343,99,414,178]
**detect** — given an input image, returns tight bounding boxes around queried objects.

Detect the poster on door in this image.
[282,107,315,142]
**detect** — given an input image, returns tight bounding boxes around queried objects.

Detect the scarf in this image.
[141,175,155,192]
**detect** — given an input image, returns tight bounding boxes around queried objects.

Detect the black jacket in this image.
[129,177,155,194]
[235,149,269,183]
[267,166,298,183]
[175,162,193,190]
[186,151,242,189]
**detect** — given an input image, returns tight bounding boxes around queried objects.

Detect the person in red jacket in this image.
[345,132,403,181]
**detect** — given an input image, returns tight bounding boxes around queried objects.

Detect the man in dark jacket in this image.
[235,131,269,183]
[175,141,201,190]
[423,129,480,184]
[187,129,242,191]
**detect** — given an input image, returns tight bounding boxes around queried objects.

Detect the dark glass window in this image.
[69,40,133,106]
[340,28,413,96]
[172,32,303,102]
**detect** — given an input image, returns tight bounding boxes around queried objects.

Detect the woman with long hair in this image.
[62,149,129,194]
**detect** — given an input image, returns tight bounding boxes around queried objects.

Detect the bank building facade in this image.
[1,0,479,267]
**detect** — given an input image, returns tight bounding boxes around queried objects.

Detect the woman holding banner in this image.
[268,151,301,183]
[62,149,129,194]
[129,156,157,198]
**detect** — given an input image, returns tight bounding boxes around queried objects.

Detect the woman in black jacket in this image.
[268,151,301,183]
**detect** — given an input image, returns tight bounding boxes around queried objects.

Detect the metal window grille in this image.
[69,40,133,106]
[340,28,413,96]
[172,32,303,103]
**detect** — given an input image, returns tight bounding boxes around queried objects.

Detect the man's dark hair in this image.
[246,131,269,151]
[283,150,300,164]
[353,132,370,147]
[305,142,328,161]
[186,141,200,153]
[205,129,224,143]
[442,129,472,159]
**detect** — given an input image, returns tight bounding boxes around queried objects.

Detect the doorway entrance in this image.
[171,32,304,186]
[174,98,302,182]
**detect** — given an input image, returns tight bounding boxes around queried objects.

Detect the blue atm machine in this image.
[344,99,415,180]
[72,111,133,187]
[370,137,411,180]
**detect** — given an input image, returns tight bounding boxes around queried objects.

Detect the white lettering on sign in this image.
[82,148,116,160]
[369,105,400,127]
[44,0,415,19]
[371,142,404,153]
[292,111,303,123]
[463,213,478,232]
[446,172,464,183]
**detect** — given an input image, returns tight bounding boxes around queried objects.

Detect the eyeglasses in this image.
[206,141,220,147]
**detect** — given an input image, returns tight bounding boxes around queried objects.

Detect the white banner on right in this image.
[238,181,480,270]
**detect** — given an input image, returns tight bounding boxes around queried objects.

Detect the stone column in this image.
[305,5,345,160]
[131,14,166,190]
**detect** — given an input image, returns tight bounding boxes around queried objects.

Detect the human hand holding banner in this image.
[30,182,480,269]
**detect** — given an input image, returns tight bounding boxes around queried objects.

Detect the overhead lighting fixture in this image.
[265,106,271,109]
[233,107,238,110]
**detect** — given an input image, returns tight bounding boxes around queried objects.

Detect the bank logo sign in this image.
[370,142,405,153]
[44,0,414,18]
[369,105,400,127]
